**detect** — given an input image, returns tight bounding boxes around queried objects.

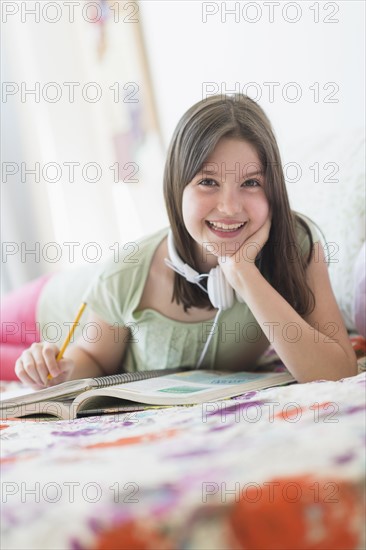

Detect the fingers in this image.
[15,356,41,388]
[252,217,272,248]
[15,343,61,387]
[260,216,272,244]
[20,350,46,386]
[258,215,271,235]
[42,344,62,378]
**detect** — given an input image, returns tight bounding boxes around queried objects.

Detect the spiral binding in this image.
[93,367,187,388]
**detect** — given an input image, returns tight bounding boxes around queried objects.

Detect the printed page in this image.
[111,370,287,396]
[75,371,295,408]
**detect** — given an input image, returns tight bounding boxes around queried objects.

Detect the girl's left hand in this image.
[218,215,272,286]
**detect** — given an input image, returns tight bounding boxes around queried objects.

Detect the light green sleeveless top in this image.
[37,217,320,373]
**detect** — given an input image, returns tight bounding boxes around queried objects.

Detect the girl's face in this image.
[182,137,270,271]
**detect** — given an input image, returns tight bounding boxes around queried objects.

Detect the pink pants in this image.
[0,274,53,380]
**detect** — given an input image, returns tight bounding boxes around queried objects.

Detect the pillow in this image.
[353,243,366,338]
[285,128,365,330]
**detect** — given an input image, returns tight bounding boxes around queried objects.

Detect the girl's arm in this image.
[63,312,131,381]
[219,221,358,383]
[15,312,130,387]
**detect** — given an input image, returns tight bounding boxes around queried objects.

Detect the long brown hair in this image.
[163,94,315,316]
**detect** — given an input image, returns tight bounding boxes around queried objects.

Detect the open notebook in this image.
[0,368,296,421]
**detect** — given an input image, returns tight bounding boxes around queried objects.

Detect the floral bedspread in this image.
[1,363,365,549]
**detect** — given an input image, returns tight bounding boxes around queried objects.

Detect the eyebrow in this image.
[200,169,263,178]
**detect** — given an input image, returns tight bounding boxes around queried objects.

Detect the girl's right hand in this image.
[15,343,75,388]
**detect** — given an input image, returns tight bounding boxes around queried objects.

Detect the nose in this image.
[217,187,243,216]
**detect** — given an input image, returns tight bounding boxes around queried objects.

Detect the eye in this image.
[198,178,217,187]
[243,179,260,187]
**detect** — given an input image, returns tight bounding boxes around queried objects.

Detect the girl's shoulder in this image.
[84,227,169,325]
[293,212,323,257]
[97,227,169,282]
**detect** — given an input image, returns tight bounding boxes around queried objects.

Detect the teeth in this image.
[208,221,245,231]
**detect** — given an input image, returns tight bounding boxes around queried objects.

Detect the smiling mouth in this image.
[206,220,246,232]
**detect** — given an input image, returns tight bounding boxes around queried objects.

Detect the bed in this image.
[1,338,365,550]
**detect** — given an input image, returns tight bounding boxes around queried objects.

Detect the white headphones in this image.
[164,230,244,368]
[164,229,244,310]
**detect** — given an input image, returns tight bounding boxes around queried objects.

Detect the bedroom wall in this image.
[139,1,364,156]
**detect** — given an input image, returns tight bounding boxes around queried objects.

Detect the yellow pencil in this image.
[47,302,87,380]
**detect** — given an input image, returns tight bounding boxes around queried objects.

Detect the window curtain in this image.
[1,0,166,294]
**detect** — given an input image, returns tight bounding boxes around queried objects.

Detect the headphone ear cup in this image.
[166,230,238,308]
[207,266,235,309]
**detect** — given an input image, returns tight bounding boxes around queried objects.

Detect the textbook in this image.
[0,368,296,421]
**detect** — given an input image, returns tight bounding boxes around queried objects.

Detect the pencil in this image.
[47,302,87,380]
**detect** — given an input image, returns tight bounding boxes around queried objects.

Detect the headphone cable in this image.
[196,308,222,369]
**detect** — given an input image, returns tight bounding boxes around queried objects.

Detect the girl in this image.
[8,94,358,387]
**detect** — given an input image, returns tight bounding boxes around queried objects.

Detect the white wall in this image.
[139,1,364,156]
